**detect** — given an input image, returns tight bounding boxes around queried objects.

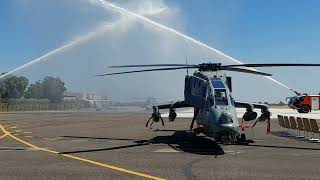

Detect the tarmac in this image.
[0,111,319,180]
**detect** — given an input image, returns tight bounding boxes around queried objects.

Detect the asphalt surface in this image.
[0,112,319,180]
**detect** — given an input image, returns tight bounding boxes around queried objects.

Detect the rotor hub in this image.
[198,63,222,72]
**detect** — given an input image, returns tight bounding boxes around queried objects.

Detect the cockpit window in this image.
[211,80,225,89]
[215,89,228,106]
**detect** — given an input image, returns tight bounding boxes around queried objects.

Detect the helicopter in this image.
[97,63,320,144]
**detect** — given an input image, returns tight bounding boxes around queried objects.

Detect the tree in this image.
[42,76,67,103]
[0,76,28,99]
[0,81,7,98]
[24,81,42,99]
[25,76,67,103]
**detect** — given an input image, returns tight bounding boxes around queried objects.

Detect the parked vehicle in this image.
[288,94,320,113]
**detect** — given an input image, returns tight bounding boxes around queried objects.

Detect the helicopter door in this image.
[311,97,319,110]
[184,76,206,108]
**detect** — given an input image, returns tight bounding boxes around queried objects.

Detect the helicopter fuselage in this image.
[184,71,239,140]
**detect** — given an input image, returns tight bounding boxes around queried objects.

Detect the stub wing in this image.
[235,101,270,122]
[234,101,269,112]
[154,101,193,122]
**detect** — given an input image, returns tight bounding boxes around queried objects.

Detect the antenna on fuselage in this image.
[186,57,189,75]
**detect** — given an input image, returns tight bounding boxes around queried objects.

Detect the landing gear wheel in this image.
[300,105,310,113]
[235,133,254,145]
[194,127,204,135]
[240,133,246,142]
[187,129,196,138]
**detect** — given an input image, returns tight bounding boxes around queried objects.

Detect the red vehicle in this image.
[288,94,320,113]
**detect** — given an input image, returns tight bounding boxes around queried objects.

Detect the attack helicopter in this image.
[97,63,320,144]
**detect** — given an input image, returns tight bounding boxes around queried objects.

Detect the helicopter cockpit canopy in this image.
[211,80,229,106]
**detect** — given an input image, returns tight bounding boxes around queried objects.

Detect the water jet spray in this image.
[97,0,295,94]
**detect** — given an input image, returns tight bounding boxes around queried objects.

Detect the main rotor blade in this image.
[222,67,272,76]
[109,64,197,68]
[225,63,320,68]
[96,66,196,76]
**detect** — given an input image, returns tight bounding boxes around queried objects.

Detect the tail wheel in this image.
[300,105,310,113]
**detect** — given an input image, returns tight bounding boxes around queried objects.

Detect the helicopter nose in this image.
[219,112,234,125]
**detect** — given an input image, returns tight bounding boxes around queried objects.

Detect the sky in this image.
[1,0,320,103]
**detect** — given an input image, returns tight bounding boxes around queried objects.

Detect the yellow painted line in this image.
[8,133,59,154]
[0,134,8,140]
[0,124,166,180]
[24,136,33,138]
[61,154,165,180]
[15,130,23,133]
[9,126,17,129]
[0,124,58,154]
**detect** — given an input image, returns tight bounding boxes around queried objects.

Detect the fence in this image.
[0,100,91,112]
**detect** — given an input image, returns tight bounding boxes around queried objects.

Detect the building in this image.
[63,91,107,101]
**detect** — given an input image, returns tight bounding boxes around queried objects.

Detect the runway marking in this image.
[0,134,8,140]
[70,140,88,142]
[224,150,245,155]
[154,148,180,153]
[42,137,63,142]
[0,124,166,180]
[0,147,40,151]
[22,132,33,134]
[253,139,264,142]
[47,137,61,141]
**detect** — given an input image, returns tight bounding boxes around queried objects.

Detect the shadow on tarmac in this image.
[60,130,320,156]
[59,131,225,156]
[244,144,320,151]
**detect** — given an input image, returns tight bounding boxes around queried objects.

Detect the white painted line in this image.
[153,148,180,153]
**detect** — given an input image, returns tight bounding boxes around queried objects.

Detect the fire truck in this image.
[288,94,320,113]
